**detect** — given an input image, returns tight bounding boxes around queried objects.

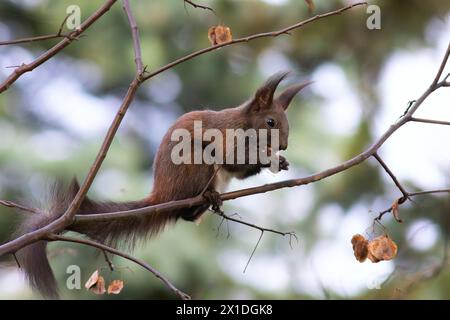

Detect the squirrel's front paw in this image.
[203,190,223,212]
[279,155,289,171]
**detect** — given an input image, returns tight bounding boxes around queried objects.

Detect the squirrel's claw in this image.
[203,190,223,212]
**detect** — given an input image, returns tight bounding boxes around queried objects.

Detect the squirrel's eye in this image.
[266,118,275,128]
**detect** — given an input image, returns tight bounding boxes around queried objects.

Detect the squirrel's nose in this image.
[279,143,288,150]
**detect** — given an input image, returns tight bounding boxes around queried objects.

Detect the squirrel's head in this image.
[244,71,312,151]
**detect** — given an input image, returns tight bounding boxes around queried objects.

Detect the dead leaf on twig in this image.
[305,0,315,13]
[208,25,232,45]
[351,234,398,263]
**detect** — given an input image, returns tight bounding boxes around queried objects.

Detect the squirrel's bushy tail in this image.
[17,179,176,299]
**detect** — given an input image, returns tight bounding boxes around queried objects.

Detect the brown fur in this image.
[15,72,311,298]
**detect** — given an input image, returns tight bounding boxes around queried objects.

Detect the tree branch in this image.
[71,42,450,226]
[183,0,215,14]
[46,233,190,300]
[122,0,144,74]
[0,14,72,46]
[0,0,118,94]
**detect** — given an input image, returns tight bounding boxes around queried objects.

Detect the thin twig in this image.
[0,0,118,94]
[46,233,190,300]
[409,188,450,197]
[0,14,72,46]
[70,42,450,226]
[375,188,450,222]
[214,210,297,240]
[122,0,144,74]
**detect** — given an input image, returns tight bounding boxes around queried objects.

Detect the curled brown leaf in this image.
[108,280,124,295]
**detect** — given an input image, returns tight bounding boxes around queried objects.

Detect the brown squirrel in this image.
[16,71,311,298]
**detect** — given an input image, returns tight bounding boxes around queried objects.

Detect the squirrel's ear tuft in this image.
[276,80,313,111]
[249,71,290,112]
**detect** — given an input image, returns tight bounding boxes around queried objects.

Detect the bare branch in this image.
[0,34,68,46]
[375,188,450,222]
[183,0,215,14]
[0,200,41,215]
[122,0,144,74]
[69,42,450,227]
[244,231,263,273]
[143,2,368,81]
[46,233,190,300]
[373,153,409,201]
[409,117,450,126]
[409,188,450,197]
[0,0,118,94]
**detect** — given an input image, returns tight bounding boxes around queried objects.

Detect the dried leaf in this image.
[391,199,403,222]
[351,234,369,262]
[208,25,232,45]
[84,270,99,289]
[304,0,315,13]
[90,276,106,295]
[367,235,398,263]
[108,280,124,295]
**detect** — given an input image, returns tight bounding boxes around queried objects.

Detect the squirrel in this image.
[15,71,311,298]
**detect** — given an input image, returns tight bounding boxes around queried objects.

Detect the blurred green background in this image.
[0,0,450,299]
